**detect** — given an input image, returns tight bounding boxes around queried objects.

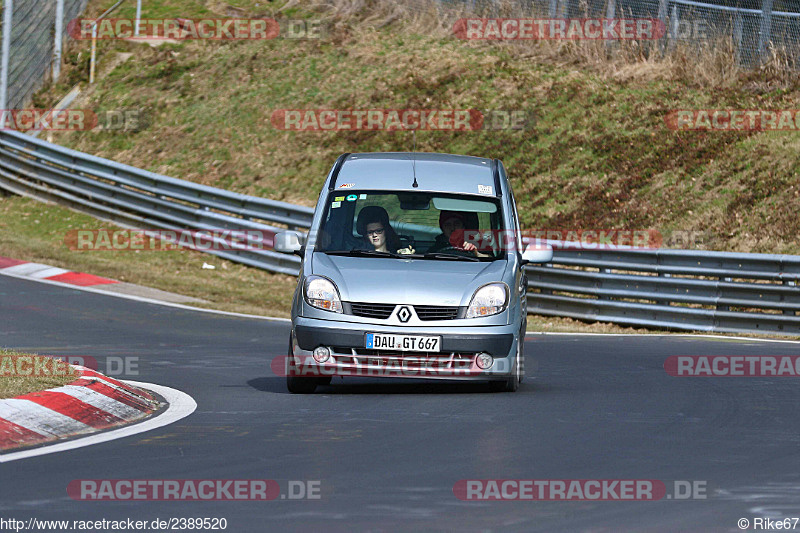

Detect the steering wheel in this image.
[436,245,477,257]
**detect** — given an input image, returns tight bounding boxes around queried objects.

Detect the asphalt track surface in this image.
[1,274,800,532]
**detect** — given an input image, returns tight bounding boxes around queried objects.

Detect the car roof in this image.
[331,152,500,196]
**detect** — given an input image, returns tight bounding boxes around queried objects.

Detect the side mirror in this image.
[521,243,553,265]
[274,231,303,256]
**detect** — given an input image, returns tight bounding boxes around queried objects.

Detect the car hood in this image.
[311,253,508,306]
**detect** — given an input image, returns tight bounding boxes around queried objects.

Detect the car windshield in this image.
[312,191,506,261]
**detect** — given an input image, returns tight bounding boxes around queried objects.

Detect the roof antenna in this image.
[411,129,418,188]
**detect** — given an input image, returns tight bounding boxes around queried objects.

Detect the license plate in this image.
[365,333,441,352]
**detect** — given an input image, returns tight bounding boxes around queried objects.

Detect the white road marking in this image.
[525,332,800,344]
[0,269,290,322]
[1,263,55,276]
[28,267,69,279]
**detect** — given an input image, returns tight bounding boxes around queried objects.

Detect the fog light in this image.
[313,346,331,363]
[475,353,494,370]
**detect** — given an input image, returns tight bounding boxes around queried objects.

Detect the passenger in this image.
[356,206,414,254]
[428,210,486,255]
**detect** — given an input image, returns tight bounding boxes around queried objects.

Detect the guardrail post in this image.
[717,277,732,311]
[53,0,65,81]
[135,0,143,37]
[605,0,616,22]
[733,12,743,65]
[0,0,12,110]
[758,0,774,61]
[598,268,610,300]
[605,0,616,53]
[90,24,98,84]
[541,263,553,295]
[655,271,671,306]
[657,0,669,28]
[657,0,669,54]
[784,280,796,316]
[668,4,679,51]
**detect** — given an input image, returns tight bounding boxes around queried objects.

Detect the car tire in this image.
[286,334,318,394]
[489,338,521,392]
[518,329,525,384]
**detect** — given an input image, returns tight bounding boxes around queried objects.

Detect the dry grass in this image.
[0,196,297,318]
[0,350,79,399]
[313,0,798,90]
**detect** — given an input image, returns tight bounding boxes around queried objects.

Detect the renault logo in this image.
[397,306,411,323]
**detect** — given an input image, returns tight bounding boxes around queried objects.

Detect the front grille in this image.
[331,347,476,369]
[346,303,460,320]
[349,302,396,319]
[414,305,459,321]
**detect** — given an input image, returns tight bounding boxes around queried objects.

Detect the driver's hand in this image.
[398,246,415,255]
[462,242,477,252]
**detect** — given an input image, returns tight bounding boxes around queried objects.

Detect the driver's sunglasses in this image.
[366,228,385,236]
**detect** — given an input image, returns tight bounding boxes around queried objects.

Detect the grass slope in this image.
[38,0,800,254]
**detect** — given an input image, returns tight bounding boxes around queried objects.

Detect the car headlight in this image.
[304,276,343,313]
[466,283,508,318]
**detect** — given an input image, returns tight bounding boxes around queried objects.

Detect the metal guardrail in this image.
[0,129,797,335]
[525,245,800,335]
[0,130,311,275]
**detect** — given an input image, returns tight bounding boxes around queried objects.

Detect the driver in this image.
[427,211,488,256]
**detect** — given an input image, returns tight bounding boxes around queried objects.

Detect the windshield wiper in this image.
[407,252,482,262]
[323,249,403,258]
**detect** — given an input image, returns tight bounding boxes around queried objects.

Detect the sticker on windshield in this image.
[478,185,493,195]
[331,201,341,208]
[359,194,367,199]
[339,183,355,189]
[346,194,357,202]
[334,196,345,202]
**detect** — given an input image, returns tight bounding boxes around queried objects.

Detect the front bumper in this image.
[291,316,518,380]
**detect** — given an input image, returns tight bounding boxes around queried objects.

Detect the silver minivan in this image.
[274,152,552,393]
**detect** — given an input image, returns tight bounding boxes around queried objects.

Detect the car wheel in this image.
[489,338,521,392]
[286,334,317,394]
[518,330,525,384]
